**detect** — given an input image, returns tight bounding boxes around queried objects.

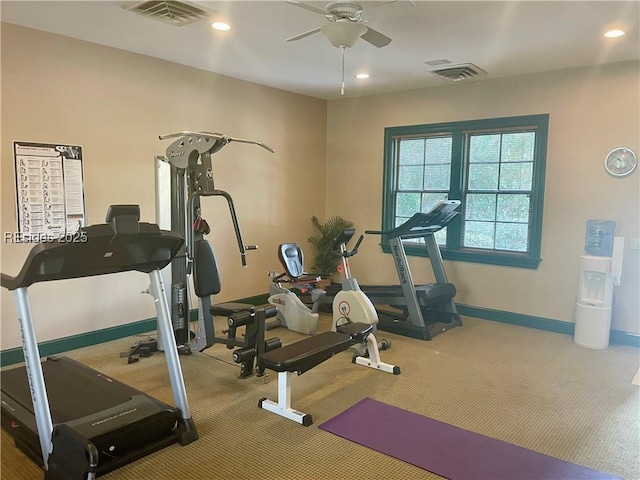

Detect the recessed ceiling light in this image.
[212,22,231,31]
[604,29,625,38]
[355,73,370,80]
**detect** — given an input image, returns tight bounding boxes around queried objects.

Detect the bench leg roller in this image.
[258,371,313,426]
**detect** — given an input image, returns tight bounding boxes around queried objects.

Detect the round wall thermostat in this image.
[604,147,637,177]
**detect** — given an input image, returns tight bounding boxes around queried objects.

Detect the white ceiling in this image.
[1,1,638,100]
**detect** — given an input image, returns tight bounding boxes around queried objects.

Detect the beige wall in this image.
[2,24,638,351]
[1,24,327,349]
[326,61,640,334]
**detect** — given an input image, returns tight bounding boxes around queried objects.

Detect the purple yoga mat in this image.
[319,398,620,480]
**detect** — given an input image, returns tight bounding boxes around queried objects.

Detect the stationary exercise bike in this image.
[267,243,326,335]
[330,229,393,363]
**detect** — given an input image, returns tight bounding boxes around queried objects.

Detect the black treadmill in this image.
[1,205,198,479]
[319,200,462,340]
[363,200,462,340]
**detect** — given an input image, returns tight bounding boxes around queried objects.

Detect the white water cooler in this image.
[574,220,624,349]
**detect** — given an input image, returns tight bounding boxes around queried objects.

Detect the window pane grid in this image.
[462,129,535,253]
[384,115,547,268]
[394,135,453,246]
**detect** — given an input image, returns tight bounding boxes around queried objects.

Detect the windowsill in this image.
[381,243,542,269]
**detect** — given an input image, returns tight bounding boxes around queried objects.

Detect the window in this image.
[382,114,549,268]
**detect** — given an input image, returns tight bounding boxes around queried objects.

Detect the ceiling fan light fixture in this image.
[321,21,367,48]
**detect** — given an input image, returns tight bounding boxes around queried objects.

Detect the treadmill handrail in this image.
[1,222,183,291]
[365,200,461,239]
[1,208,196,473]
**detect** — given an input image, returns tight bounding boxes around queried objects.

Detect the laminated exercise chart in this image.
[13,141,86,240]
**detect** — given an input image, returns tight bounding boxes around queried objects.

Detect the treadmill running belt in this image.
[1,356,161,423]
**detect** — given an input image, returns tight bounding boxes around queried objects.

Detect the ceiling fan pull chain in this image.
[341,46,346,95]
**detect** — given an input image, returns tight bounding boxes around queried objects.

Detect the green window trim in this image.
[382,114,549,269]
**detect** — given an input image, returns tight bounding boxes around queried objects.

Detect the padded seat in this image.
[210,302,255,317]
[274,243,322,285]
[258,331,352,374]
[336,322,373,343]
[279,243,305,278]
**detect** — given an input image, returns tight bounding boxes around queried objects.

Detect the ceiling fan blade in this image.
[361,26,392,48]
[287,27,322,42]
[370,0,415,7]
[286,1,327,16]
[362,0,415,23]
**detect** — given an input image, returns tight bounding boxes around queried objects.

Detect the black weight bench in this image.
[258,323,399,426]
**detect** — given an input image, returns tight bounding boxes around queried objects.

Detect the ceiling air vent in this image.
[426,63,487,82]
[124,1,212,26]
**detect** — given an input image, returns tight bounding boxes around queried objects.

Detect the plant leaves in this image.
[307,215,354,275]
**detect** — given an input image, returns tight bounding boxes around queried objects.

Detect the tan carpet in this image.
[1,315,639,479]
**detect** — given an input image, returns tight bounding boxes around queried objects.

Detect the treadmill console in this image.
[1,206,184,290]
[365,200,461,239]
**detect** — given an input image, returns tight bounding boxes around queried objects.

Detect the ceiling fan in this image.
[286,1,393,49]
[286,1,405,95]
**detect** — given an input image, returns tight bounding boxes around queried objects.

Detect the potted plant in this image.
[307,215,354,284]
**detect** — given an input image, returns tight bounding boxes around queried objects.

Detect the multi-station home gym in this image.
[1,2,639,480]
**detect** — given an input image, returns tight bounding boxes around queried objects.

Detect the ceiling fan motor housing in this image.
[326,1,364,20]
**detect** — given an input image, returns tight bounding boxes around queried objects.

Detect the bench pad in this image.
[259,331,352,374]
[210,302,255,317]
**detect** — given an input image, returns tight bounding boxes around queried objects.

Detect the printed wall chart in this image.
[14,141,86,240]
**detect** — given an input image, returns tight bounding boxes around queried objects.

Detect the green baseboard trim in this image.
[609,329,640,348]
[4,297,635,367]
[1,294,273,367]
[457,304,639,348]
[457,304,574,335]
[1,317,157,367]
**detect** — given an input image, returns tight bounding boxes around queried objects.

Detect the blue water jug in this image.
[584,220,615,257]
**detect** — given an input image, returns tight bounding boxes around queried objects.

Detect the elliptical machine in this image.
[330,229,396,374]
